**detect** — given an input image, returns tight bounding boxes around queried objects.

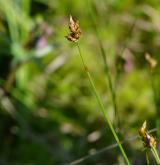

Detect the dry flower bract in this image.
[139,120,147,137]
[139,121,157,148]
[66,15,81,42]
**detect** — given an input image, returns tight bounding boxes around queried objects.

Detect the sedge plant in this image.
[139,121,160,164]
[66,15,130,165]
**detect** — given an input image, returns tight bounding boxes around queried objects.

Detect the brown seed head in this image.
[139,121,157,148]
[66,15,81,42]
[69,15,80,33]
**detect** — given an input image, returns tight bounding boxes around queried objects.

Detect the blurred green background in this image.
[0,0,160,164]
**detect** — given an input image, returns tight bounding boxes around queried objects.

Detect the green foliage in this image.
[0,0,160,164]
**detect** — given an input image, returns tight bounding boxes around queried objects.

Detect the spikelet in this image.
[66,15,81,42]
[139,121,157,148]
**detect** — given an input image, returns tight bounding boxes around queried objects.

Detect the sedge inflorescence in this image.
[65,15,81,42]
[139,121,157,148]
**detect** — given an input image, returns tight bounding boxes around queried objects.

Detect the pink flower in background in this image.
[123,49,134,72]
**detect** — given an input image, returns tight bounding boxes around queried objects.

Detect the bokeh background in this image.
[0,0,160,164]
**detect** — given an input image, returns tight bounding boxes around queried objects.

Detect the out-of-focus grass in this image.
[0,0,160,164]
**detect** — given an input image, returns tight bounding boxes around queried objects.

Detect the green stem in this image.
[148,69,160,140]
[76,42,130,165]
[1,0,19,44]
[145,151,150,165]
[87,0,119,128]
[151,147,160,164]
